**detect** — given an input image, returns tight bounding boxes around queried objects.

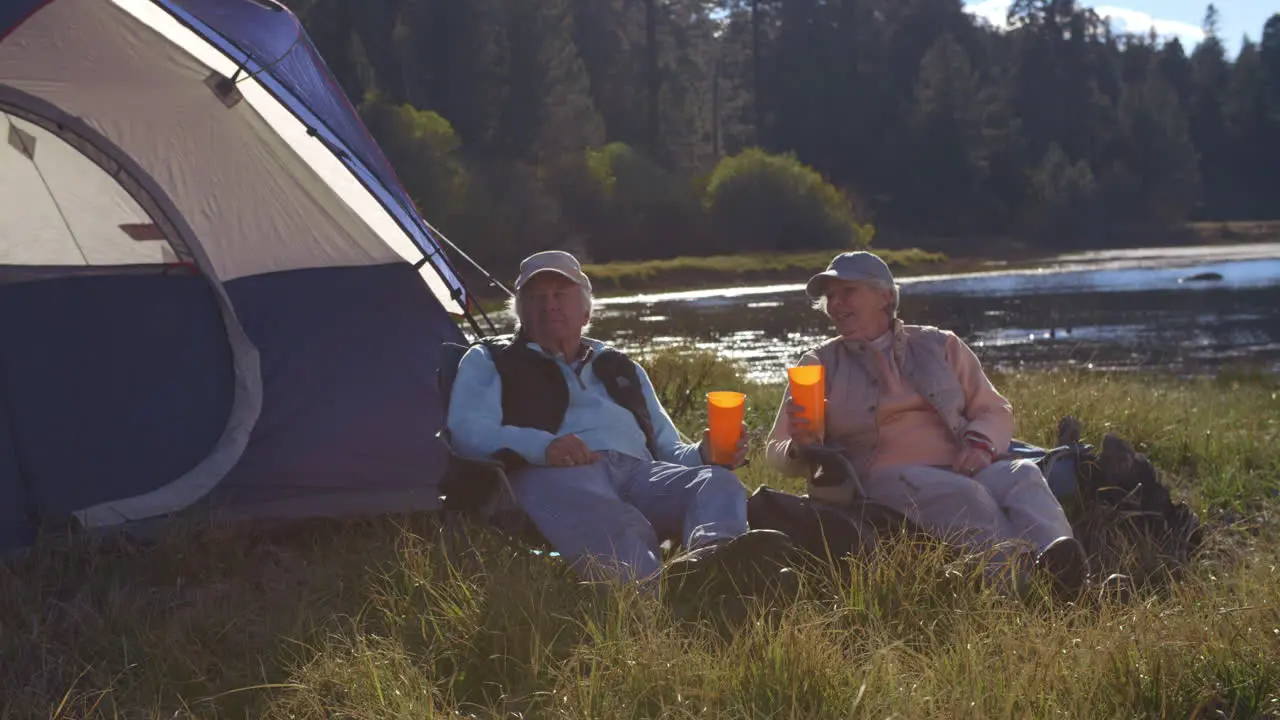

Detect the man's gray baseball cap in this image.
[805,251,896,299]
[514,250,592,293]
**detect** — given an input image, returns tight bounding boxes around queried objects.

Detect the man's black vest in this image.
[479,334,659,466]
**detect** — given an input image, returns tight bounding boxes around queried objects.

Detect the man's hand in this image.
[545,434,598,467]
[953,443,994,476]
[701,423,750,469]
[785,398,820,448]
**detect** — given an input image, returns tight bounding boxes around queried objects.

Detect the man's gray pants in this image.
[509,451,748,583]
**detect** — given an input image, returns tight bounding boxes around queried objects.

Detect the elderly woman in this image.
[765,251,1088,598]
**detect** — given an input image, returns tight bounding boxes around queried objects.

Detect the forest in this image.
[282,0,1280,268]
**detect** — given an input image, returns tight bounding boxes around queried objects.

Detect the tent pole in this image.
[453,287,490,339]
[415,255,499,339]
[419,217,513,298]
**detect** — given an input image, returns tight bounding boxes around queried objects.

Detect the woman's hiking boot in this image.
[1035,535,1089,602]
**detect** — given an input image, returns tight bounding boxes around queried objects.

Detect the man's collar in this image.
[516,331,599,363]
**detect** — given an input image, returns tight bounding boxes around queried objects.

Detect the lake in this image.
[485,242,1280,384]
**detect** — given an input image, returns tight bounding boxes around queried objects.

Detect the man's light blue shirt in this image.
[446,337,706,467]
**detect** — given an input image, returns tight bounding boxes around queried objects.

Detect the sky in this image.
[964,0,1276,58]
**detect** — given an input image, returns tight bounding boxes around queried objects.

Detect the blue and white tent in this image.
[0,0,476,553]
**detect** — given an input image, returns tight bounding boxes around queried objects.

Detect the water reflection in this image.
[902,258,1280,297]
[486,245,1280,383]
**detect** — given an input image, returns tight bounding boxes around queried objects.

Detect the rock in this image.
[1179,271,1224,282]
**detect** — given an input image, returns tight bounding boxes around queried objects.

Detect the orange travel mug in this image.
[787,365,825,440]
[706,391,746,465]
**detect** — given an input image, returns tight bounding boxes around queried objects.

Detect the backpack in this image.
[1052,434,1206,575]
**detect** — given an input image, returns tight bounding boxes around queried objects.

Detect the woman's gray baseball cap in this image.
[805,251,896,299]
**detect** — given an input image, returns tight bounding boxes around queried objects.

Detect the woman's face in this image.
[824,280,893,338]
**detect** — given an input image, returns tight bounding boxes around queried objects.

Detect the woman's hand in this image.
[953,441,995,476]
[785,398,820,448]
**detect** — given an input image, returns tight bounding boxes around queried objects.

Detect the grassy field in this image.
[1187,220,1280,245]
[579,247,952,296]
[3,354,1279,718]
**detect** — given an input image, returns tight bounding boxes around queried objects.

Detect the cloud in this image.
[964,1,1206,48]
[967,0,1013,28]
[1092,6,1205,46]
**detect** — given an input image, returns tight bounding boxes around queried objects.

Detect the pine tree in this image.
[567,0,646,149]
[1261,14,1280,117]
[1157,38,1195,109]
[392,0,510,154]
[907,33,991,233]
[1116,69,1200,223]
[1225,41,1276,217]
[494,0,604,162]
[1188,5,1232,218]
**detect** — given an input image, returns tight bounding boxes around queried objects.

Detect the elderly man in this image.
[446,250,795,587]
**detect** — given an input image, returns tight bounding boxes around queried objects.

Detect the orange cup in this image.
[787,365,825,440]
[706,391,746,465]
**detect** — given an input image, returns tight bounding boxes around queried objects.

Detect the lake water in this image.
[484,242,1280,383]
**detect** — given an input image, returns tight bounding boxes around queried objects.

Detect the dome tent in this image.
[0,0,482,553]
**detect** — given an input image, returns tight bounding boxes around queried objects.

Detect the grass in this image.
[578,247,952,296]
[465,247,952,312]
[1189,220,1280,244]
[3,352,1280,718]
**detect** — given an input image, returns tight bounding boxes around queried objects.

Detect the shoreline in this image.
[459,221,1280,309]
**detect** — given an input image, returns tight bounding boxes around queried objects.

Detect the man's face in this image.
[522,272,589,348]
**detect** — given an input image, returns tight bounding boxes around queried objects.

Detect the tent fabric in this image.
[0,109,179,266]
[0,0,412,283]
[0,393,31,552]
[70,267,264,528]
[210,262,454,518]
[0,88,202,267]
[154,0,467,309]
[0,0,50,42]
[162,0,416,228]
[0,84,268,532]
[0,0,475,553]
[0,272,234,522]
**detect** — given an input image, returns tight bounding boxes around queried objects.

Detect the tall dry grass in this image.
[2,353,1278,719]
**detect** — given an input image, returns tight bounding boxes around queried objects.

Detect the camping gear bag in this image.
[746,485,916,561]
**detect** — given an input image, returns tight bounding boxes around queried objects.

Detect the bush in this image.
[636,348,785,439]
[638,348,750,429]
[704,148,874,254]
[358,95,469,220]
